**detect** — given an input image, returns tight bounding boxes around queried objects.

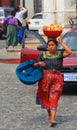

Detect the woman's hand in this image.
[39,61,45,67]
[33,62,39,67]
[34,61,45,67]
[57,34,63,44]
[57,34,72,57]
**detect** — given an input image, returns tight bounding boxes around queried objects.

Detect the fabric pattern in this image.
[39,51,63,70]
[6,25,17,46]
[36,51,64,109]
[36,70,64,109]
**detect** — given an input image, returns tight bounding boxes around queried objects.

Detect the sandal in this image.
[6,46,9,49]
[50,121,57,127]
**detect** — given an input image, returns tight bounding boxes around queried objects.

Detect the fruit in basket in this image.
[43,24,62,38]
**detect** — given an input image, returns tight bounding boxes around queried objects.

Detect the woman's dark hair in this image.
[11,10,16,16]
[15,5,21,12]
[47,38,58,46]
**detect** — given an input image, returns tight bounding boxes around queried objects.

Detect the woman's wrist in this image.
[38,62,41,66]
[60,41,65,46]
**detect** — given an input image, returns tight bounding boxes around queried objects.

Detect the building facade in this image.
[22,0,76,25]
[0,0,76,27]
[20,0,42,19]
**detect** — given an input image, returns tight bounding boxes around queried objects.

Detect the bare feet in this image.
[45,118,51,123]
[45,118,57,126]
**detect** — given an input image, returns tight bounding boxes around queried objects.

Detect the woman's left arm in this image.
[57,35,72,57]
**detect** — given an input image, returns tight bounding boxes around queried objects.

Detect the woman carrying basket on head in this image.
[34,34,72,127]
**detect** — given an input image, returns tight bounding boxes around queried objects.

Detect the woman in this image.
[3,10,19,48]
[34,35,72,127]
[15,5,27,45]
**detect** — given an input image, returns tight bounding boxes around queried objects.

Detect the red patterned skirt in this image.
[36,70,64,109]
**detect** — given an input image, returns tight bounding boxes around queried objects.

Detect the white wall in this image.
[25,0,34,19]
[42,0,65,26]
[42,0,55,25]
[56,0,65,27]
[20,0,34,19]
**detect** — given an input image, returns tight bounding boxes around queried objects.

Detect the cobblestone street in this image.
[0,63,77,130]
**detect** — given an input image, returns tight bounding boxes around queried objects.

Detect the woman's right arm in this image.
[34,61,45,67]
[20,7,27,15]
[34,52,45,67]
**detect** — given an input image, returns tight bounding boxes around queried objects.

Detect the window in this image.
[0,10,4,17]
[32,14,42,19]
[34,0,42,13]
[11,0,18,7]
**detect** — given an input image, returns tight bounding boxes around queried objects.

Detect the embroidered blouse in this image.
[39,51,63,70]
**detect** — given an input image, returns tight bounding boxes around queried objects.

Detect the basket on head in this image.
[43,24,62,38]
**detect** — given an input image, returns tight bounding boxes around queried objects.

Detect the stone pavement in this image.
[0,28,77,130]
[0,63,77,130]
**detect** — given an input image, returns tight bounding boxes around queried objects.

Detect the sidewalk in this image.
[0,35,44,64]
[0,47,21,64]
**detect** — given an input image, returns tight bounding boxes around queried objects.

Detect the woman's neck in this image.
[46,51,57,56]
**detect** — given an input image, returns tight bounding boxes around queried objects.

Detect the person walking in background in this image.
[15,5,28,46]
[2,10,19,49]
[34,35,72,127]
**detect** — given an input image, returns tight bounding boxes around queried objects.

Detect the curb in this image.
[0,48,20,64]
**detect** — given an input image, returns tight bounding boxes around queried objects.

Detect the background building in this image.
[0,0,76,28]
[0,0,20,7]
[34,0,42,13]
[22,0,76,27]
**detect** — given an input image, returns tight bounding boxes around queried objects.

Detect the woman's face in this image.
[47,41,57,52]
